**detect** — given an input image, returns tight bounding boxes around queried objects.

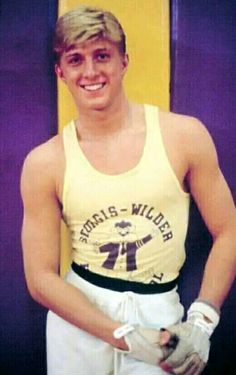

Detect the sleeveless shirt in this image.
[62,104,190,284]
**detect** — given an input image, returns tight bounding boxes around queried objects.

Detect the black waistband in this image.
[71,262,178,294]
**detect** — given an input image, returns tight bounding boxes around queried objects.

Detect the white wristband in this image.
[188,301,220,328]
[113,324,135,339]
[193,317,215,336]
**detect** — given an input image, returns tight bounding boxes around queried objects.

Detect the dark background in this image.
[171,1,236,374]
[0,0,235,374]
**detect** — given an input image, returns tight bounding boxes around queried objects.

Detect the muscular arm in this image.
[159,117,235,374]
[186,119,236,308]
[20,144,125,349]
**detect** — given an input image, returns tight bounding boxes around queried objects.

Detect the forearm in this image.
[198,232,236,309]
[162,234,235,374]
[28,271,127,349]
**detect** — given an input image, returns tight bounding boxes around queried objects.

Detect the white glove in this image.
[162,299,220,375]
[113,323,178,366]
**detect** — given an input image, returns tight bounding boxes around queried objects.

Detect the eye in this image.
[95,52,110,62]
[67,54,83,66]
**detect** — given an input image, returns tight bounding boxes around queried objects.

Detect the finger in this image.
[187,359,205,375]
[160,361,174,373]
[160,330,172,346]
[173,353,205,375]
[160,328,179,348]
[159,329,179,362]
[173,358,197,374]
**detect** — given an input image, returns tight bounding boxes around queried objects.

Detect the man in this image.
[21,5,236,375]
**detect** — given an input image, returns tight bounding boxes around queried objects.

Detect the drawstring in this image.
[119,291,139,323]
[114,292,139,375]
[114,349,119,375]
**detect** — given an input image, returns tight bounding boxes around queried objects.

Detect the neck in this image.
[75,95,133,139]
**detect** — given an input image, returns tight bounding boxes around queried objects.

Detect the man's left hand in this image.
[160,299,220,375]
[160,322,209,374]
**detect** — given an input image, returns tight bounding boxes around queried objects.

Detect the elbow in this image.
[25,270,55,306]
[25,274,43,304]
[26,281,41,303]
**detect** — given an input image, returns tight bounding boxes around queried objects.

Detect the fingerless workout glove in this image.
[163,299,220,374]
[113,323,178,366]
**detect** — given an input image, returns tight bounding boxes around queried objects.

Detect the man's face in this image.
[56,37,128,112]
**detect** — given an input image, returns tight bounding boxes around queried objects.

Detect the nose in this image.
[82,58,98,79]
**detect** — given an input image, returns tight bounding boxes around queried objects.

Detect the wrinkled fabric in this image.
[47,268,184,374]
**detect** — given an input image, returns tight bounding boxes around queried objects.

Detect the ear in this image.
[121,53,129,75]
[55,64,66,82]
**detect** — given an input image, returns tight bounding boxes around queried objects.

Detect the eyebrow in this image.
[93,48,111,53]
[65,47,111,57]
[65,52,82,59]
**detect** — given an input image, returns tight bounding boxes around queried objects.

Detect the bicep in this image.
[21,154,62,287]
[187,124,235,238]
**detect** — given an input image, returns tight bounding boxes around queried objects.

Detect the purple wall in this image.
[0,1,57,374]
[171,0,236,198]
[171,1,236,374]
[1,1,235,374]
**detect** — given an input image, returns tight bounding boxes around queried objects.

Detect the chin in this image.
[84,98,112,112]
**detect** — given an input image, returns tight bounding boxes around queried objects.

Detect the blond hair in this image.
[54,5,126,61]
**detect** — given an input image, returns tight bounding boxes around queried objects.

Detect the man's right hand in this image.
[113,324,178,366]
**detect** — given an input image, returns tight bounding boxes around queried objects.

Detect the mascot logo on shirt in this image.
[99,220,155,271]
[77,203,173,273]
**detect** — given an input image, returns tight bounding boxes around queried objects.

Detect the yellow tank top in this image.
[62,104,190,284]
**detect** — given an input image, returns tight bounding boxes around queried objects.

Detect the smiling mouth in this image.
[81,83,106,91]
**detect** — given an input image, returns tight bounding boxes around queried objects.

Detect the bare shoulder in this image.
[23,134,63,167]
[21,134,64,197]
[159,110,218,165]
[159,110,211,139]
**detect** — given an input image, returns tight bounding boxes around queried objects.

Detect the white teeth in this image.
[83,83,104,91]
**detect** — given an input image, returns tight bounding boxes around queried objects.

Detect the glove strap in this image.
[188,300,220,336]
[113,324,135,339]
[195,298,221,316]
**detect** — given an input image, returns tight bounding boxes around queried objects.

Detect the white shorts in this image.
[47,268,184,375]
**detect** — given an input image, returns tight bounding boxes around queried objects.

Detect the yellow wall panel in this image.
[58,0,170,275]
